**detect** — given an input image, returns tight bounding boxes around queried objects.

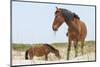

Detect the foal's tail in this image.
[25,49,29,60]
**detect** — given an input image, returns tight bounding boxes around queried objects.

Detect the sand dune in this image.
[12,50,95,66]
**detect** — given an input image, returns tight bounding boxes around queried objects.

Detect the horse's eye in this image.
[56,16,60,18]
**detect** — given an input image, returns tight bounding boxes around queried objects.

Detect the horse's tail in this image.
[25,49,29,60]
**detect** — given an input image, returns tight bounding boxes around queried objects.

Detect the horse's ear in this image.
[56,7,59,10]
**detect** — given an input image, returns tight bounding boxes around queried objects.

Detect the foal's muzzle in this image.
[58,55,61,59]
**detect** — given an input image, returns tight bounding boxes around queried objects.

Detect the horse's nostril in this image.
[53,27,56,31]
[53,28,57,31]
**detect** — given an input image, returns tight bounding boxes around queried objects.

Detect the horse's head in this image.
[52,7,65,31]
[52,7,80,34]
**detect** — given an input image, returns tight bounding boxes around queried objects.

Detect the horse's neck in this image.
[66,19,80,34]
[49,48,56,54]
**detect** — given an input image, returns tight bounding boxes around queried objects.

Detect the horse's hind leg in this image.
[81,40,84,55]
[74,40,78,57]
[67,38,71,60]
[29,52,33,60]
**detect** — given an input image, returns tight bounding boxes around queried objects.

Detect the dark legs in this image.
[67,38,71,60]
[81,40,84,55]
[30,53,33,60]
[74,40,84,57]
[45,54,48,61]
[74,40,78,57]
[29,50,33,60]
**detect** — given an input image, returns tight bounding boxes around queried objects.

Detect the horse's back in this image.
[31,45,49,57]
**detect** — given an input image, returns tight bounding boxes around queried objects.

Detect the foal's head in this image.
[54,49,61,59]
[44,44,61,59]
[52,7,65,31]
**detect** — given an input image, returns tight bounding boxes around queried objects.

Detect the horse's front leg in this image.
[45,54,48,61]
[81,40,84,55]
[67,38,71,60]
[74,40,78,57]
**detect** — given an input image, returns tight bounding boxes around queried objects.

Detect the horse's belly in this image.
[70,33,85,41]
[35,53,44,57]
[34,49,48,57]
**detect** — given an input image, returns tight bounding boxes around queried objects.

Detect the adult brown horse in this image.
[52,7,87,60]
[25,44,61,60]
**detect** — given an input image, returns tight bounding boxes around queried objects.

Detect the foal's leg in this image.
[74,40,78,57]
[67,38,71,60]
[45,54,48,61]
[29,51,33,60]
[30,55,33,60]
[81,40,84,55]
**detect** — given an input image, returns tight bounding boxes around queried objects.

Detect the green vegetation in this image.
[12,41,95,51]
[12,43,32,51]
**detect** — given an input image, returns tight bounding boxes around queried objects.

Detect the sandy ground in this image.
[12,45,95,66]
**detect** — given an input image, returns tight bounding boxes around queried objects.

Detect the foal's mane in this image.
[44,44,57,51]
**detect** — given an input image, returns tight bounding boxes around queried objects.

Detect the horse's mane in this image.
[60,8,80,20]
[59,8,80,34]
[73,13,80,19]
[44,44,57,51]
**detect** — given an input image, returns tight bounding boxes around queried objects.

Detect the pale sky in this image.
[12,1,96,44]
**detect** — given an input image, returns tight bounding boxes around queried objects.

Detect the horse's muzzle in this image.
[52,26,58,31]
[58,55,61,59]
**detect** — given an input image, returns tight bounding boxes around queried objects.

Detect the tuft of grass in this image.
[12,43,32,51]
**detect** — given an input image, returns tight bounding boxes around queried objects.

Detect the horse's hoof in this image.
[80,51,83,56]
[67,58,69,60]
[75,55,78,57]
